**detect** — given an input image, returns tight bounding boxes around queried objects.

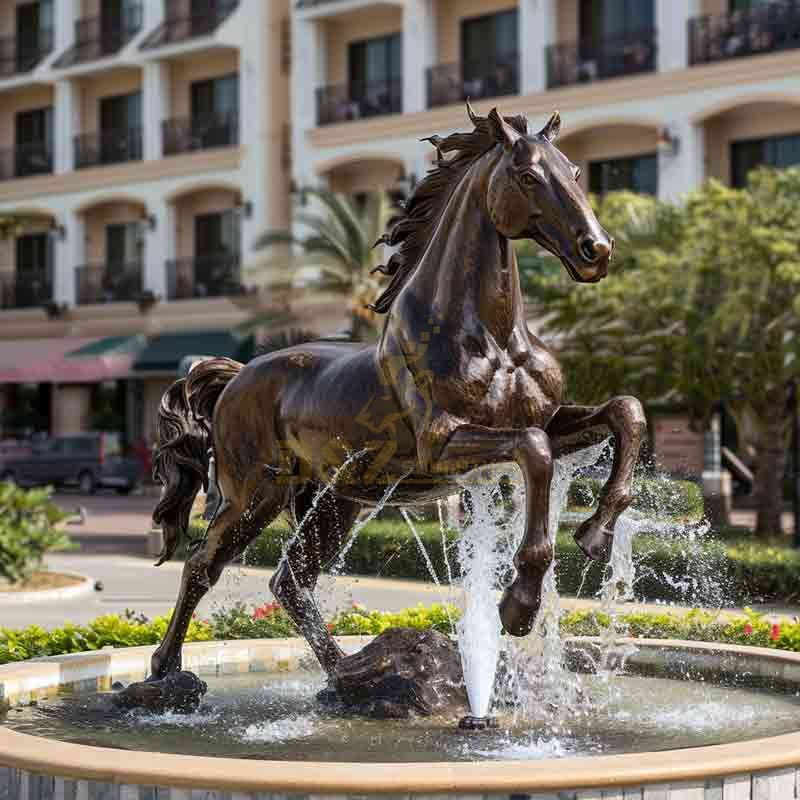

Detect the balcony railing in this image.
[54,3,142,67]
[317,78,402,125]
[74,127,143,169]
[547,31,656,88]
[0,271,52,310]
[166,254,244,300]
[0,142,53,181]
[427,55,519,108]
[689,2,800,65]
[75,263,143,305]
[163,111,239,155]
[0,29,54,77]
[141,0,239,49]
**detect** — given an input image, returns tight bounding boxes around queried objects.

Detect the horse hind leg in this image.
[269,485,361,675]
[149,476,287,680]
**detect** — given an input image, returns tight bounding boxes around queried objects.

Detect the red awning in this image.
[0,337,136,384]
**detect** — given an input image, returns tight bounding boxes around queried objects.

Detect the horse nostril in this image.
[578,234,611,263]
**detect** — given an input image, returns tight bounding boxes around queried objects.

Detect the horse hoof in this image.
[499,581,541,637]
[574,519,613,561]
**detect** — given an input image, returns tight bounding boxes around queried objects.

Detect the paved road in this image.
[8,552,448,630]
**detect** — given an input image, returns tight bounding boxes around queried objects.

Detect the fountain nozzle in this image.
[458,715,498,732]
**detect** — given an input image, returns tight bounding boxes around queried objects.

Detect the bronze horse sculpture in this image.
[147,105,646,683]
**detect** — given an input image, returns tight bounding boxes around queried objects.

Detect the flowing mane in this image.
[369,104,530,314]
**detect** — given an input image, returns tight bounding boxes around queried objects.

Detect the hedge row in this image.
[1,604,798,665]
[219,518,800,607]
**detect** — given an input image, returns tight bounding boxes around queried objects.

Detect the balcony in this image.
[74,127,143,169]
[547,31,656,88]
[54,3,142,67]
[427,55,519,109]
[0,271,52,310]
[141,0,239,49]
[75,263,143,305]
[689,3,800,66]
[167,254,244,300]
[0,29,53,77]
[163,111,239,156]
[317,78,402,125]
[0,143,53,181]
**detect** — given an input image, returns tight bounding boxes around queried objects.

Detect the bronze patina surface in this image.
[133,106,646,709]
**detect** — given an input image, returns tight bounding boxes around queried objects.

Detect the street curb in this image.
[0,573,94,605]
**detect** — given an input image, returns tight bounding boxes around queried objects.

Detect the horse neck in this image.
[404,151,523,344]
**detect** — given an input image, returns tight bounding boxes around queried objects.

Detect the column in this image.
[658,116,705,204]
[142,0,165,31]
[147,200,174,300]
[238,0,284,271]
[54,80,79,174]
[143,61,169,161]
[54,0,79,53]
[291,17,326,188]
[519,0,556,95]
[53,210,84,306]
[403,0,436,114]
[657,0,700,73]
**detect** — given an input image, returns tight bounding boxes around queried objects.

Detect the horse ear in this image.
[540,111,561,142]
[488,107,520,150]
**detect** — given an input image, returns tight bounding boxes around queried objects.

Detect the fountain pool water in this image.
[5,652,800,762]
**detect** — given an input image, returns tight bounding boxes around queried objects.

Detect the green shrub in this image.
[0,611,213,664]
[0,485,73,583]
[2,603,800,665]
[567,477,703,519]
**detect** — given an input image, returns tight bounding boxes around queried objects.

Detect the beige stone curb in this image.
[0,573,93,605]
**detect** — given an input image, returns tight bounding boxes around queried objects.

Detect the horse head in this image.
[484,106,614,283]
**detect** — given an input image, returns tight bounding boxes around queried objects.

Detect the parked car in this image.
[0,433,141,494]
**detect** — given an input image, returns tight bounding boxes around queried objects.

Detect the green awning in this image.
[66,335,147,359]
[132,330,254,374]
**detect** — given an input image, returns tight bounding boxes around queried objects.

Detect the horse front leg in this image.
[546,397,647,560]
[432,425,553,637]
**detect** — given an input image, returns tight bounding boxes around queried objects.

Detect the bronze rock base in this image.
[323,627,468,719]
[111,671,208,714]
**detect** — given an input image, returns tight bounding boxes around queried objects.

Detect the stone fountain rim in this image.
[1,635,799,794]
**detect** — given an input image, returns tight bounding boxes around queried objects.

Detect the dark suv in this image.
[0,433,141,494]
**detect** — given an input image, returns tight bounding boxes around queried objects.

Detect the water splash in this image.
[452,468,510,717]
[453,441,610,723]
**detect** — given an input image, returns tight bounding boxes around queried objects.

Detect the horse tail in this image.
[151,357,243,565]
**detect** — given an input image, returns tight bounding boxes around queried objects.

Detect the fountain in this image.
[2,106,799,799]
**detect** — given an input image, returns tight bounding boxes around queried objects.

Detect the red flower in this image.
[253,602,281,620]
[326,623,334,632]
[771,623,781,641]
[743,623,753,636]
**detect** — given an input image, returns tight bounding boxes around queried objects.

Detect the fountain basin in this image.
[1,636,799,799]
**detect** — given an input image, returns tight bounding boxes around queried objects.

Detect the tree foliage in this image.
[525,170,800,535]
[249,189,398,337]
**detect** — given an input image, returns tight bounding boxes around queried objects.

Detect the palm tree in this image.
[248,188,398,339]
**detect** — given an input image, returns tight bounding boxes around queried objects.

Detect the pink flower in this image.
[743,623,753,636]
[771,623,781,641]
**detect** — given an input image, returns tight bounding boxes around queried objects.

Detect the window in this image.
[731,133,800,188]
[729,0,774,10]
[193,210,240,296]
[98,91,142,163]
[14,107,52,176]
[15,233,51,306]
[106,222,142,267]
[588,153,658,196]
[461,9,518,89]
[347,33,403,94]
[579,0,654,43]
[191,73,239,118]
